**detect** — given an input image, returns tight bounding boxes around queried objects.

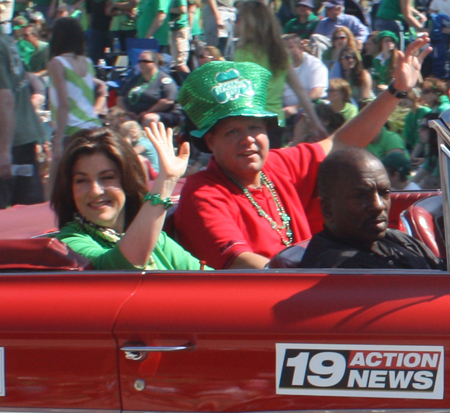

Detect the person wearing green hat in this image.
[173,36,431,270]
[372,31,400,93]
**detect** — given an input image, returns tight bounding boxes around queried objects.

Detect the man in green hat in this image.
[174,36,431,270]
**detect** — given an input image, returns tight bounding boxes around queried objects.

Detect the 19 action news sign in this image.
[276,344,444,399]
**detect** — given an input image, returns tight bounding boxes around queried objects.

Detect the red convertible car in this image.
[1,117,450,412]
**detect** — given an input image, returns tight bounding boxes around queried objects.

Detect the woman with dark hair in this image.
[233,0,326,147]
[322,26,359,71]
[337,46,374,107]
[411,112,441,189]
[48,17,101,160]
[51,124,210,270]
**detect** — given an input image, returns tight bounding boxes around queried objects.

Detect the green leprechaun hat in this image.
[178,61,278,139]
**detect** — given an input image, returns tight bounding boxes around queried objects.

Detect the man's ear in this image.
[321,197,334,222]
[204,132,215,152]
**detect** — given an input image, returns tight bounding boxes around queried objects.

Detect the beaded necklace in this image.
[128,70,159,105]
[231,172,293,246]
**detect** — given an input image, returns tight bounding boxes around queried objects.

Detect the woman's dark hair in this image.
[50,17,85,57]
[50,128,149,229]
[339,46,365,87]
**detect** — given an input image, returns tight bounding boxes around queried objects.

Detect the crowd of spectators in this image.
[0,0,447,270]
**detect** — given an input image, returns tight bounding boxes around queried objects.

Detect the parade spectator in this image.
[421,76,450,113]
[282,33,328,117]
[362,31,380,69]
[0,30,45,208]
[21,24,50,76]
[234,0,327,148]
[169,0,190,74]
[196,45,225,65]
[105,0,137,52]
[322,26,359,70]
[201,0,236,59]
[383,152,421,190]
[48,17,102,163]
[86,0,112,64]
[327,78,359,121]
[336,46,374,106]
[366,126,408,160]
[375,0,427,51]
[117,50,183,128]
[371,31,399,93]
[174,36,431,269]
[313,0,369,49]
[401,88,431,153]
[283,0,319,39]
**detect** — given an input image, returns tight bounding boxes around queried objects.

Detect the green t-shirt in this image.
[340,102,358,122]
[0,34,44,147]
[432,95,450,114]
[136,0,171,46]
[234,47,288,127]
[376,0,403,22]
[371,55,392,86]
[57,222,214,270]
[366,127,408,160]
[402,106,431,150]
[283,13,319,39]
[169,0,189,31]
[189,0,202,36]
[28,40,50,73]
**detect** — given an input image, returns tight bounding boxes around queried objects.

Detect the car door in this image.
[0,270,141,411]
[114,269,450,412]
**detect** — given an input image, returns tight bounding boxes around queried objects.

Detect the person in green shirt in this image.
[366,126,408,160]
[327,78,359,122]
[105,0,137,52]
[283,0,319,39]
[371,31,399,93]
[51,125,212,271]
[21,24,50,76]
[136,0,171,51]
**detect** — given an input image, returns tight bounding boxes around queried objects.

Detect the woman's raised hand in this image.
[145,122,190,180]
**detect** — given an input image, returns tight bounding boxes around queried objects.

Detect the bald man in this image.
[300,147,444,269]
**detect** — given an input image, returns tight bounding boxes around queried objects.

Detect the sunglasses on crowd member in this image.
[341,54,356,60]
[138,59,154,64]
[333,35,347,40]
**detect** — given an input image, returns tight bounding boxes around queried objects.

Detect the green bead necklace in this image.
[232,171,293,246]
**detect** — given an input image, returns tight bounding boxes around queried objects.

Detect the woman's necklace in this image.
[128,70,159,105]
[231,171,293,246]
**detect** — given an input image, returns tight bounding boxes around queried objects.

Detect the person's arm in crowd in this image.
[206,0,225,30]
[317,35,432,155]
[146,11,167,38]
[93,78,108,116]
[286,65,328,140]
[0,89,14,179]
[401,0,426,30]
